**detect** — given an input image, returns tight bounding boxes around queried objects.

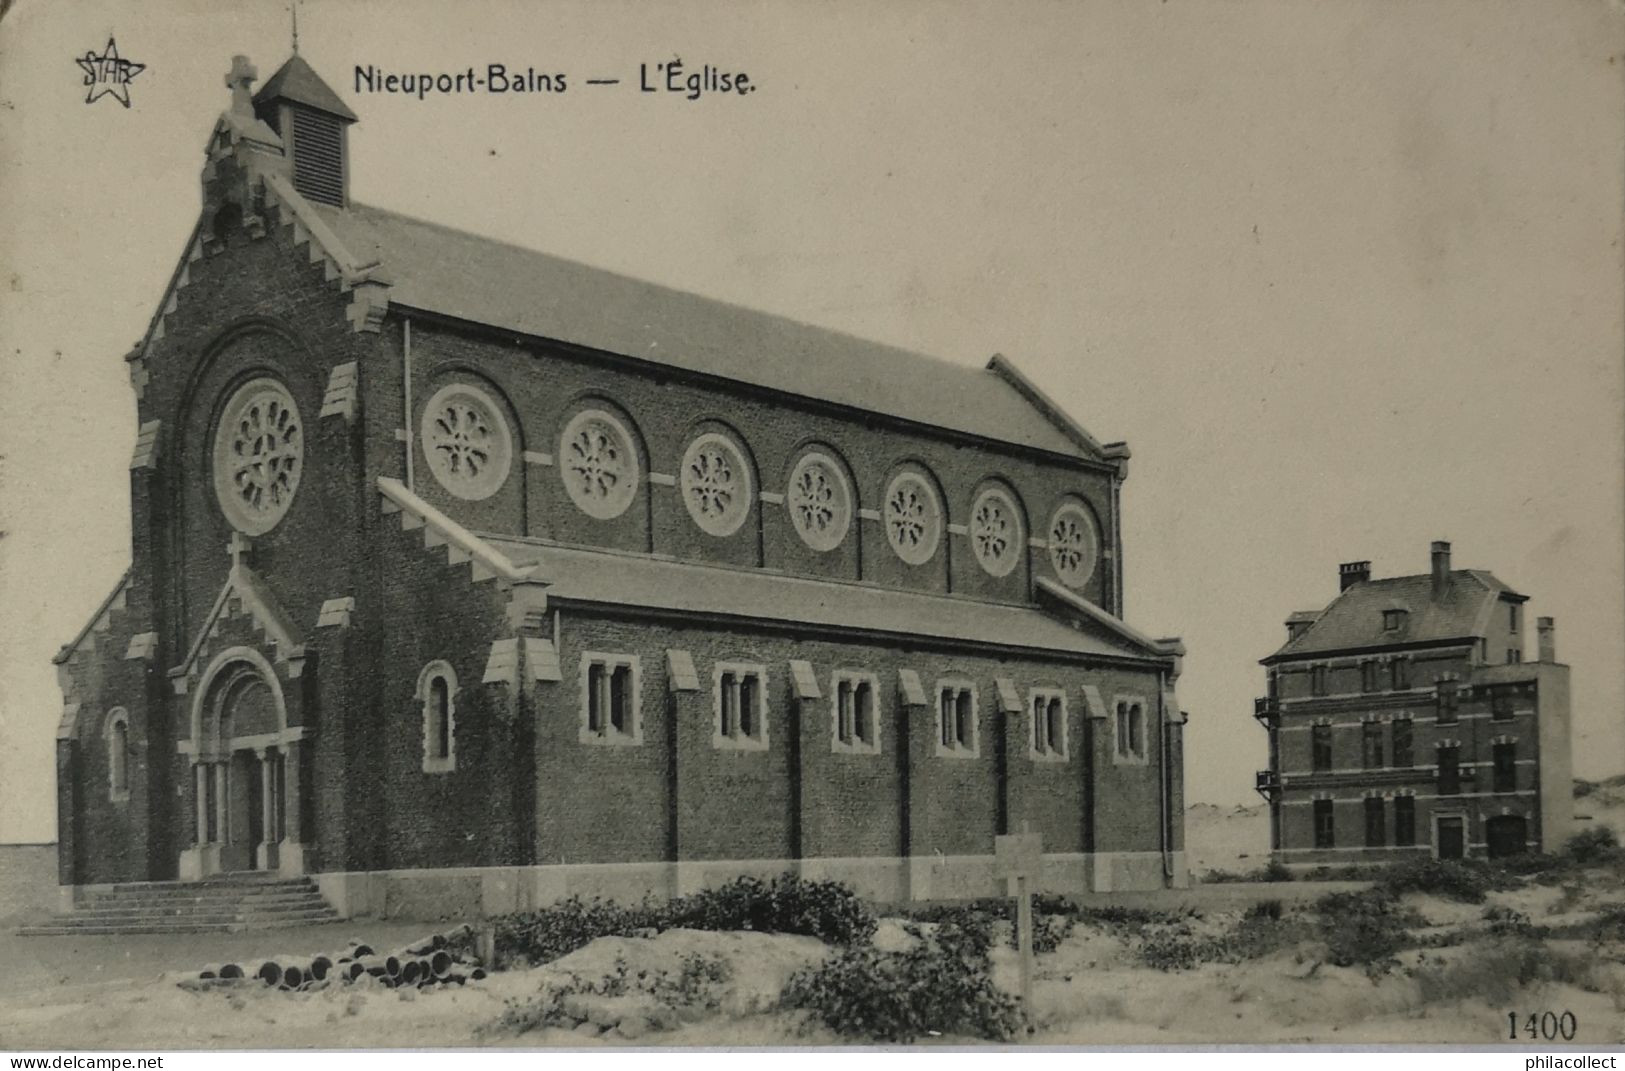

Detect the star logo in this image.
[76,37,146,108]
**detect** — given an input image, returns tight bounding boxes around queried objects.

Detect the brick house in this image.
[1255,541,1573,868]
[50,52,1190,918]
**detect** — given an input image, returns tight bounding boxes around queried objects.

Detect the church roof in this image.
[484,536,1159,662]
[253,54,357,121]
[312,201,1102,461]
[1264,569,1525,663]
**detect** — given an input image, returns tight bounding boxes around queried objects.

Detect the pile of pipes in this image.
[181,926,488,992]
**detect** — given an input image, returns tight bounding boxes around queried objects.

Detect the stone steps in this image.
[17,874,339,936]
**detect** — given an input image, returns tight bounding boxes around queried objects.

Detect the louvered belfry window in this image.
[291,108,345,206]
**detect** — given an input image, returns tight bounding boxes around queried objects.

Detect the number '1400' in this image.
[1509,1011,1576,1040]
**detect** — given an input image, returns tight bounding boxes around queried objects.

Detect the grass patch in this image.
[1410,939,1596,1006]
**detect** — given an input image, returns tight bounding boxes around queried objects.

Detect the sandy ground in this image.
[3,786,1619,1049]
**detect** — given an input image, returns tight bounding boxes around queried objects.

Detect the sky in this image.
[0,0,1621,843]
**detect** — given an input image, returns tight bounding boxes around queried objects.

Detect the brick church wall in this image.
[394,319,1118,612]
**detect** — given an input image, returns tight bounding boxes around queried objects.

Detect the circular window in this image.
[421,384,513,501]
[213,377,303,535]
[681,432,752,537]
[970,486,1024,578]
[884,472,942,566]
[560,409,640,520]
[786,452,852,552]
[1048,501,1100,589]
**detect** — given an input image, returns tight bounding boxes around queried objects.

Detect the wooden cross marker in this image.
[227,532,252,571]
[995,819,1042,1031]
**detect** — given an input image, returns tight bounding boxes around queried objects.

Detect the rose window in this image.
[421,384,512,501]
[560,409,639,520]
[884,472,942,565]
[212,378,303,536]
[1048,501,1099,589]
[786,452,851,552]
[970,487,1023,578]
[681,433,752,537]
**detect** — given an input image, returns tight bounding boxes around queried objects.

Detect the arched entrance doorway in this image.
[180,647,307,880]
[1486,814,1529,859]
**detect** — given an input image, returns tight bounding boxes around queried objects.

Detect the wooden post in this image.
[994,820,1042,1033]
[1015,872,1034,1021]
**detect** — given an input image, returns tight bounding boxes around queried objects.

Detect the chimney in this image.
[1430,540,1452,593]
[1339,561,1371,592]
[1537,617,1556,663]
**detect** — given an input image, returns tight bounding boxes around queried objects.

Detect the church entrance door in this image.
[219,750,265,872]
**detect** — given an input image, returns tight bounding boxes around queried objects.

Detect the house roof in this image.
[253,54,357,122]
[483,536,1160,662]
[1265,569,1526,663]
[311,201,1101,462]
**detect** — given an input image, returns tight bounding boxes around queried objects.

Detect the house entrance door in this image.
[1486,815,1528,859]
[1435,816,1466,860]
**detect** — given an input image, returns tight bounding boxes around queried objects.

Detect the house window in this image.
[1032,688,1069,762]
[1491,689,1515,721]
[935,681,978,758]
[1360,660,1380,693]
[104,708,131,801]
[417,662,456,773]
[1506,648,1522,665]
[714,662,769,750]
[1310,665,1328,696]
[1393,796,1416,847]
[1311,723,1333,772]
[1389,658,1411,691]
[1509,603,1521,633]
[1391,718,1414,768]
[1313,799,1335,849]
[1493,741,1517,793]
[1112,696,1147,765]
[1437,744,1461,796]
[581,653,641,745]
[1364,797,1386,848]
[831,671,880,755]
[1383,609,1406,631]
[1435,681,1459,724]
[1361,721,1384,770]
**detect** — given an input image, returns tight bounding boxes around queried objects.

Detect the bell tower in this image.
[251,54,357,207]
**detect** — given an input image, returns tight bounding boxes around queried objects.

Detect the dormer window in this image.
[1383,609,1407,631]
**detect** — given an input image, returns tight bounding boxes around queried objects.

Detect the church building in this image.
[51,52,1190,918]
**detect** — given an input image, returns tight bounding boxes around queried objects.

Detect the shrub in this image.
[1315,888,1421,974]
[1137,911,1307,971]
[1200,859,1293,884]
[1261,858,1294,883]
[1247,898,1284,921]
[487,951,734,1037]
[782,927,1023,1042]
[666,874,878,946]
[491,896,663,968]
[1071,904,1194,935]
[1411,939,1595,1006]
[1482,905,1536,939]
[1566,827,1621,866]
[490,874,876,968]
[1590,902,1625,943]
[903,897,1075,954]
[1377,858,1496,903]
